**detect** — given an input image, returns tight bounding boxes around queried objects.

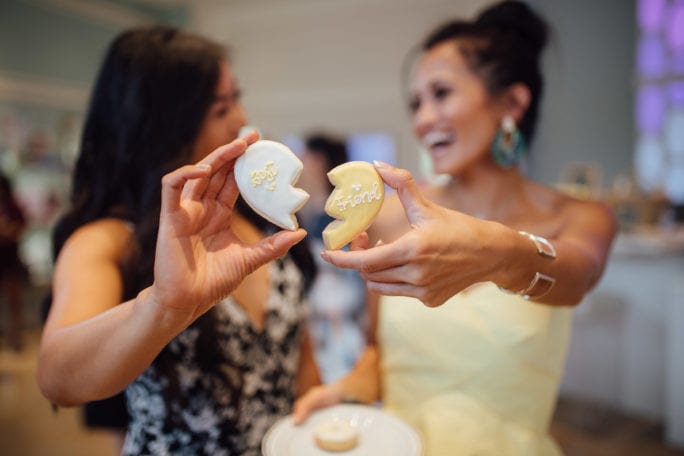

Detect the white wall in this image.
[530,0,636,186]
[190,0,636,186]
[190,0,488,174]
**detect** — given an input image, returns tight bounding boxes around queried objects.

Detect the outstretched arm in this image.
[321,162,616,308]
[38,132,307,406]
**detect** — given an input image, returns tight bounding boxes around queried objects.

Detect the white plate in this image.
[262,404,422,456]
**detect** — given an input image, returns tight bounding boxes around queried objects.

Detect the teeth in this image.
[423,131,454,147]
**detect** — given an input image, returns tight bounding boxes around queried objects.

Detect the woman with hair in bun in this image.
[294,1,616,454]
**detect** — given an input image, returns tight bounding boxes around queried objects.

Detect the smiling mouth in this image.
[423,131,455,149]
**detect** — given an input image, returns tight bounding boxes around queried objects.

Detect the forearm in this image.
[335,345,381,404]
[296,330,322,397]
[37,287,193,406]
[489,223,610,306]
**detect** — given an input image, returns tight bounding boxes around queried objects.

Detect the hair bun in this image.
[476,0,548,58]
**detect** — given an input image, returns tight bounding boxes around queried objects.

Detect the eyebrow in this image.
[214,88,242,103]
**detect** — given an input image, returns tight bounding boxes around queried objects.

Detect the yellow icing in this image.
[323,161,384,250]
[249,161,279,189]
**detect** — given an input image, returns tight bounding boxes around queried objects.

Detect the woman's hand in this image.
[292,383,346,425]
[320,162,504,308]
[151,131,307,323]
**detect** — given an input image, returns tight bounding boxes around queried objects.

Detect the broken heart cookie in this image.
[322,161,385,250]
[235,140,309,230]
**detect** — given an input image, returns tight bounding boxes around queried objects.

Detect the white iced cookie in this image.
[313,419,359,452]
[235,140,309,230]
[323,161,385,250]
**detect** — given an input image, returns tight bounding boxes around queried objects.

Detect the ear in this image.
[503,83,531,123]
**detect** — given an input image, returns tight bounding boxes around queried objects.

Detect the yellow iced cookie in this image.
[235,140,309,230]
[323,161,385,250]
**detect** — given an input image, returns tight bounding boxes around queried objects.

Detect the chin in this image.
[429,157,457,176]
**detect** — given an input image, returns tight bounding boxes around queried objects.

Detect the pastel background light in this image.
[636,85,666,133]
[665,109,684,156]
[672,53,684,75]
[635,0,684,203]
[669,81,684,105]
[664,165,684,202]
[635,136,666,192]
[638,0,666,32]
[638,35,667,77]
[666,1,684,51]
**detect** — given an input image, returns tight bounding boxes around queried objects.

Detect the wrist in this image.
[136,286,196,333]
[495,229,557,300]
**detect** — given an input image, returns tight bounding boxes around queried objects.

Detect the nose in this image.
[234,103,248,129]
[413,101,439,137]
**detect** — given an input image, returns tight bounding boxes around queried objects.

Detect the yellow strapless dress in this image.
[379,282,572,456]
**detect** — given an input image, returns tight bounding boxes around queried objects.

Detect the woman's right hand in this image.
[151,131,307,325]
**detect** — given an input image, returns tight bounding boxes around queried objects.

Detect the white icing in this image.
[235,140,309,230]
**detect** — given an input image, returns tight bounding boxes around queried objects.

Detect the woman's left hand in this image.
[321,163,503,308]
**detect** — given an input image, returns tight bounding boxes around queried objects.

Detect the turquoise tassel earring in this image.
[491,115,525,168]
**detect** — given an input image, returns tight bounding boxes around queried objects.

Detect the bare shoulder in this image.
[534,182,617,241]
[58,218,135,265]
[49,218,136,324]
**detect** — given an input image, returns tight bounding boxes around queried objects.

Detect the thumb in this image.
[246,229,307,270]
[373,161,430,225]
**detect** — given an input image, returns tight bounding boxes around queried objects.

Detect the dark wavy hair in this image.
[411,0,548,144]
[53,26,224,269]
[305,133,348,191]
[51,25,316,412]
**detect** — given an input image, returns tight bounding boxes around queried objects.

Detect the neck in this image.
[444,163,526,221]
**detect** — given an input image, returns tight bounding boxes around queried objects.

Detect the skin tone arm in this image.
[295,329,322,398]
[293,285,381,424]
[321,162,617,308]
[38,132,307,406]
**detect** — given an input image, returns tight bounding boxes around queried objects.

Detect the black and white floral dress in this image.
[122,257,308,456]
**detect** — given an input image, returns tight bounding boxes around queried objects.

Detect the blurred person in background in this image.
[38,26,319,456]
[0,171,28,352]
[294,2,616,455]
[298,133,366,382]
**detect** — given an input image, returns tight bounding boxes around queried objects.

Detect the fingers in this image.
[365,281,445,308]
[349,232,369,251]
[292,385,344,425]
[321,238,412,273]
[373,161,430,225]
[241,129,260,146]
[216,171,240,208]
[161,164,212,214]
[205,129,261,205]
[246,229,307,271]
[186,133,259,200]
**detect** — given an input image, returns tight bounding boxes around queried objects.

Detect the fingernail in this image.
[375,239,384,246]
[373,160,389,169]
[320,251,331,262]
[196,163,211,170]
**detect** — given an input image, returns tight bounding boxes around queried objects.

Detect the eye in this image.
[433,86,451,101]
[214,104,229,118]
[408,96,420,113]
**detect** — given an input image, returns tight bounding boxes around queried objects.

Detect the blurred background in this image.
[1,0,683,454]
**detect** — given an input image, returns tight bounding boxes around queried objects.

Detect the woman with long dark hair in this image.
[38,26,319,455]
